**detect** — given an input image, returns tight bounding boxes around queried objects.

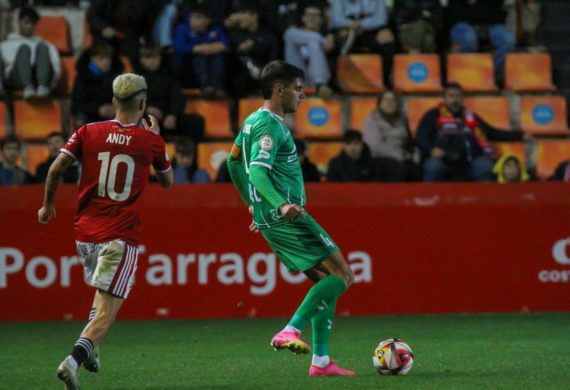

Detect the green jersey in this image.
[235,108,305,229]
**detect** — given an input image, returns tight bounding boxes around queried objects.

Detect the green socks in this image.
[312,297,337,356]
[288,274,347,333]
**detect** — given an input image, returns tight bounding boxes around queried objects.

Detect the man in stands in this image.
[417,82,523,182]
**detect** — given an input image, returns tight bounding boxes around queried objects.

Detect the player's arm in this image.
[249,165,303,219]
[227,142,251,206]
[155,169,173,188]
[38,153,74,224]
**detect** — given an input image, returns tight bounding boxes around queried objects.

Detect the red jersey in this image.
[61,119,171,245]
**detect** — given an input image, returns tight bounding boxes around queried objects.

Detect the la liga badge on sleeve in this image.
[259,135,274,150]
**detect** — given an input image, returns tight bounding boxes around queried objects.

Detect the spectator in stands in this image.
[329,0,396,87]
[392,0,443,53]
[71,42,123,127]
[173,4,231,96]
[417,82,523,182]
[492,153,529,183]
[227,3,279,98]
[549,160,570,182]
[283,2,335,98]
[448,0,515,75]
[172,137,210,184]
[35,132,80,184]
[0,6,61,99]
[362,90,421,182]
[86,0,161,67]
[327,129,376,182]
[137,45,205,141]
[295,139,320,182]
[0,135,34,185]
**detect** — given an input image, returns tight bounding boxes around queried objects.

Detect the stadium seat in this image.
[197,142,232,179]
[238,97,263,128]
[24,143,49,176]
[492,142,526,162]
[13,100,62,141]
[535,140,570,179]
[520,96,569,136]
[447,53,497,92]
[0,102,8,139]
[349,97,377,131]
[295,98,343,138]
[394,54,442,93]
[505,53,555,92]
[35,15,72,55]
[337,54,384,93]
[406,97,441,137]
[463,97,511,129]
[82,16,92,50]
[307,142,343,174]
[185,99,233,138]
[58,56,77,95]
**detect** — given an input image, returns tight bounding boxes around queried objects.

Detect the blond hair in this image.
[113,73,147,101]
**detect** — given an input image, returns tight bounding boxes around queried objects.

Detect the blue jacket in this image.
[173,16,231,56]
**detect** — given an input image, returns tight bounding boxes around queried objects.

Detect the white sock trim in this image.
[312,355,330,368]
[283,325,301,334]
[68,355,79,370]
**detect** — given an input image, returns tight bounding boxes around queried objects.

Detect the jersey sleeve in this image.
[152,136,172,173]
[249,121,284,170]
[61,125,86,161]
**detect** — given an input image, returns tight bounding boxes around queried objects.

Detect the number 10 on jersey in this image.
[98,152,135,201]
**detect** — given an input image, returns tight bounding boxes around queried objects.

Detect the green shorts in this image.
[261,213,339,272]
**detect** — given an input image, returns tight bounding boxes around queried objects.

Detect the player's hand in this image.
[431,147,446,159]
[142,114,160,135]
[38,205,56,224]
[279,203,304,220]
[247,205,259,233]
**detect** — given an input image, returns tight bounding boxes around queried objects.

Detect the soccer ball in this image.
[372,338,414,375]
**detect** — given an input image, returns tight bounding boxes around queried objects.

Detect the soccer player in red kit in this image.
[38,73,174,390]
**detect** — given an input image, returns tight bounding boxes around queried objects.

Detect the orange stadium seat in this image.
[295,98,342,139]
[197,142,232,179]
[520,96,569,136]
[83,16,92,50]
[394,54,442,93]
[349,97,377,131]
[447,53,497,92]
[463,96,511,129]
[59,56,77,95]
[337,54,384,93]
[307,142,343,174]
[14,100,62,140]
[505,53,555,92]
[535,140,570,179]
[406,97,441,137]
[24,144,49,175]
[185,99,233,138]
[0,103,7,139]
[121,56,134,74]
[238,97,263,128]
[492,142,526,162]
[35,15,71,55]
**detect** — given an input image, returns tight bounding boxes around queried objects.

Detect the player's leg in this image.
[83,296,100,372]
[307,252,355,376]
[57,291,123,389]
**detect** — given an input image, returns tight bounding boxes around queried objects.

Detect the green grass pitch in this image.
[1,313,569,389]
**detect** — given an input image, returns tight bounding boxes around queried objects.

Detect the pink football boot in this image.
[270,330,311,355]
[309,360,356,377]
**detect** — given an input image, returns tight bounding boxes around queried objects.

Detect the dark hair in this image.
[1,135,21,150]
[343,129,362,143]
[19,6,40,24]
[443,82,463,94]
[139,44,161,58]
[294,139,306,155]
[90,42,113,58]
[376,90,401,111]
[175,137,196,156]
[260,60,305,99]
[238,0,261,13]
[300,2,325,17]
[192,3,212,18]
[47,132,65,142]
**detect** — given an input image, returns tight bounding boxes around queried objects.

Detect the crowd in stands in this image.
[1,0,568,186]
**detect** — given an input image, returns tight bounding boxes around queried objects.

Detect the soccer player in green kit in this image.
[226,60,355,377]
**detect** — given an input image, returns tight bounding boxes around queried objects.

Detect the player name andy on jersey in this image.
[106,133,132,146]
